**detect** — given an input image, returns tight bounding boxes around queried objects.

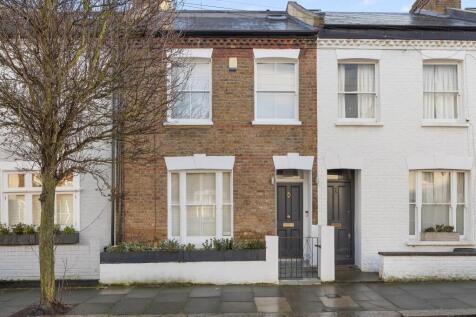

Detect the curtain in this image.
[32,195,41,226]
[358,64,375,118]
[424,65,458,119]
[338,65,346,118]
[56,194,73,226]
[8,194,25,225]
[222,172,232,236]
[186,173,216,236]
[171,173,180,236]
[421,172,450,231]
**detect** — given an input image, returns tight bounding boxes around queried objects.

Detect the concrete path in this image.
[2,282,476,316]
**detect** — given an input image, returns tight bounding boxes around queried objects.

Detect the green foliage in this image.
[106,242,155,253]
[23,225,36,234]
[158,239,183,252]
[53,224,61,234]
[0,223,10,235]
[12,223,27,235]
[234,239,266,250]
[425,225,455,233]
[212,238,233,250]
[202,239,213,250]
[184,243,196,251]
[62,226,76,234]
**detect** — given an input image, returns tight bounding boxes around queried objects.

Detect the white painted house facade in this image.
[309,0,476,278]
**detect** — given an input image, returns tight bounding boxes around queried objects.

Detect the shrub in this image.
[23,225,36,234]
[63,226,76,234]
[12,223,27,235]
[106,242,155,253]
[202,239,213,250]
[158,239,183,252]
[425,225,455,233]
[53,224,61,234]
[212,238,233,250]
[234,239,266,250]
[424,227,436,233]
[0,223,10,235]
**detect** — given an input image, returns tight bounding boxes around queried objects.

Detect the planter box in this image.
[421,232,460,241]
[100,249,266,264]
[0,232,79,246]
[0,234,37,245]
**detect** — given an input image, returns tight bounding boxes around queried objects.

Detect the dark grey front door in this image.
[327,173,354,265]
[277,183,303,258]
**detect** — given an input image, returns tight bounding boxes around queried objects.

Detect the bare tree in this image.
[0,0,184,311]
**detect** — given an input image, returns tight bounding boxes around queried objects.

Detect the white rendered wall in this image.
[380,255,476,281]
[100,236,279,285]
[317,40,476,272]
[0,159,111,280]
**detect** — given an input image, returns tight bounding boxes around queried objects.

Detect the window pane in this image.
[58,174,74,187]
[186,173,215,204]
[257,63,295,91]
[223,205,232,236]
[344,64,358,92]
[223,172,231,204]
[189,63,210,91]
[190,92,210,119]
[409,204,416,235]
[358,64,375,93]
[434,93,457,119]
[345,94,358,118]
[32,195,41,226]
[456,205,464,234]
[457,172,465,203]
[172,206,180,236]
[8,194,25,225]
[187,206,216,236]
[434,65,458,92]
[275,93,295,119]
[424,65,458,120]
[257,92,275,119]
[171,65,189,90]
[56,194,73,226]
[32,173,42,187]
[421,205,449,232]
[422,171,450,204]
[359,94,375,118]
[8,173,25,188]
[409,171,416,203]
[171,92,190,119]
[171,173,179,205]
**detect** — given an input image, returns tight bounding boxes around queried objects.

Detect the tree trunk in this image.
[39,172,57,310]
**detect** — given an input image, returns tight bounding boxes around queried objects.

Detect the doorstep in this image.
[278,278,321,285]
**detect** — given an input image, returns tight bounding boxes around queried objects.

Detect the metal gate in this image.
[278,236,319,280]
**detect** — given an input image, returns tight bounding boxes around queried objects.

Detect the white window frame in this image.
[167,170,233,244]
[166,58,213,126]
[0,171,80,229]
[409,170,468,240]
[253,57,301,125]
[422,60,463,125]
[337,60,380,124]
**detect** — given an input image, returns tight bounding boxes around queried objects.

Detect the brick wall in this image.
[411,0,461,13]
[122,36,317,242]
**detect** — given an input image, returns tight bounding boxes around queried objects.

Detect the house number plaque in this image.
[283,222,295,228]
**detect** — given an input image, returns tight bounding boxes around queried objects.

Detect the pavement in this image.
[2,282,476,316]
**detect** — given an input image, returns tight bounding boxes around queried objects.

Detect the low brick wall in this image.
[0,240,100,281]
[379,252,476,281]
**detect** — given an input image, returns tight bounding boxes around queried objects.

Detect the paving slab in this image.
[184,298,220,313]
[144,301,185,314]
[109,298,153,315]
[254,297,292,313]
[189,286,221,298]
[68,302,114,315]
[400,308,476,316]
[219,301,257,313]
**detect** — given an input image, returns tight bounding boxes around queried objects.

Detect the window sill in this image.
[406,240,475,247]
[421,122,469,128]
[252,120,302,126]
[335,121,383,127]
[164,120,213,126]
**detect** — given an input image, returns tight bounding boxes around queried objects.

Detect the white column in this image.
[318,225,335,282]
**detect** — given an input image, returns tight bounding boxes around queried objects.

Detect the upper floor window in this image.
[169,59,212,124]
[1,171,79,228]
[423,64,460,120]
[254,59,299,124]
[409,170,466,238]
[338,63,377,120]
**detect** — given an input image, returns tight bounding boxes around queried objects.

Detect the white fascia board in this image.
[407,155,473,171]
[253,49,300,60]
[273,153,314,171]
[336,49,381,61]
[165,154,235,171]
[177,49,213,59]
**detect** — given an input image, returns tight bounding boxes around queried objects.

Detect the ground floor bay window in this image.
[0,171,80,228]
[168,171,233,243]
[409,170,467,238]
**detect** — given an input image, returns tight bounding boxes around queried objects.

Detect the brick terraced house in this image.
[119,9,319,247]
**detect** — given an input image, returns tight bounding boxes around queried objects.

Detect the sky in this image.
[182,0,476,12]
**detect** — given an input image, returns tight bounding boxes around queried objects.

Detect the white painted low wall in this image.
[380,255,476,281]
[314,225,335,282]
[100,236,279,285]
[0,240,100,281]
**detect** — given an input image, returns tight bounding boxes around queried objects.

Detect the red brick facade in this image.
[122,36,317,242]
